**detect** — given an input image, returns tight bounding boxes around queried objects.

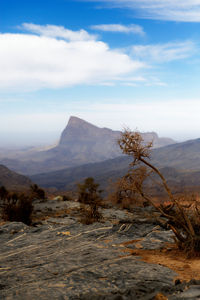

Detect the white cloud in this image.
[131,41,196,63]
[22,23,97,41]
[91,24,145,36]
[0,24,144,91]
[94,0,200,22]
[0,24,196,92]
[112,75,167,86]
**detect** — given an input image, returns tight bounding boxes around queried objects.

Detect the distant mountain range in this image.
[0,165,32,191]
[0,116,175,175]
[1,116,200,193]
[30,137,200,191]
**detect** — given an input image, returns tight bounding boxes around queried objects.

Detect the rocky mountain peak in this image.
[59,116,119,147]
[67,116,97,129]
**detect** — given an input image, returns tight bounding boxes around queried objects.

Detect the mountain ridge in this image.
[30,137,200,191]
[0,164,32,191]
[0,116,175,175]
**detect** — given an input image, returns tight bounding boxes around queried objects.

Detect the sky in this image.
[1,0,200,147]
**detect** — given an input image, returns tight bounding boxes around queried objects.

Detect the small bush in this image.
[30,184,45,200]
[77,177,102,224]
[79,204,102,225]
[0,186,9,202]
[2,193,33,225]
[108,173,147,210]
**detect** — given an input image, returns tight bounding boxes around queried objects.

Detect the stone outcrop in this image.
[0,201,199,299]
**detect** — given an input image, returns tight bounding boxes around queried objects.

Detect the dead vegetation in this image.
[77,177,102,224]
[0,184,46,225]
[30,184,46,200]
[1,189,33,225]
[115,129,200,257]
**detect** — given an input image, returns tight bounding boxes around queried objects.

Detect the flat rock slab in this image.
[0,212,199,300]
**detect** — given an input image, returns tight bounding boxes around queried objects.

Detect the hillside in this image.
[151,138,200,171]
[0,164,32,191]
[0,116,175,175]
[30,159,200,193]
[30,137,200,191]
[30,156,130,190]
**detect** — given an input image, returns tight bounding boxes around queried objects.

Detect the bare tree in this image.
[117,129,200,256]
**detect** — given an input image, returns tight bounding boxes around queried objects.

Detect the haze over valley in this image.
[1,116,200,195]
[0,116,176,175]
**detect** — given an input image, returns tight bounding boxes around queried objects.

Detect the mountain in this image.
[30,137,200,191]
[151,138,200,171]
[0,164,32,191]
[30,156,200,193]
[0,116,175,175]
[48,116,122,164]
[30,156,130,190]
[59,116,175,149]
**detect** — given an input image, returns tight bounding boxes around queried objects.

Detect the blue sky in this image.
[1,0,200,147]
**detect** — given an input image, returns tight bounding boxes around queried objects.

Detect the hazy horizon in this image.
[0,115,199,149]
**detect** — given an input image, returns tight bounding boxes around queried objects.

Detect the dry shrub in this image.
[117,129,200,257]
[30,184,46,200]
[108,168,150,210]
[77,177,102,224]
[2,193,33,225]
[0,186,9,202]
[79,203,102,225]
[166,196,200,257]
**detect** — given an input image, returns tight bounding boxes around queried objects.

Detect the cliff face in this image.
[57,116,121,161]
[57,116,175,158]
[59,116,117,145]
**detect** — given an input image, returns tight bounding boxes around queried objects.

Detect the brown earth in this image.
[120,240,200,282]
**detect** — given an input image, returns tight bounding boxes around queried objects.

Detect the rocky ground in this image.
[0,199,200,299]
